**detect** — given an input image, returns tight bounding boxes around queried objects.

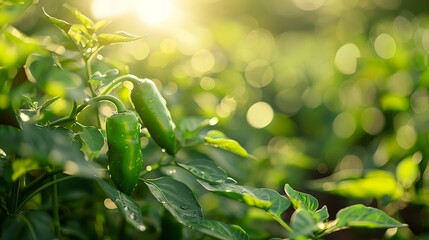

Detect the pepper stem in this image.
[78,95,127,113]
[100,74,143,95]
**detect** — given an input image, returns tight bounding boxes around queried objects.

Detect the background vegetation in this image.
[2,0,429,239]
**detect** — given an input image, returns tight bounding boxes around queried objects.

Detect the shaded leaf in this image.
[98,32,143,46]
[78,126,104,154]
[188,220,248,240]
[2,211,53,240]
[96,177,146,232]
[177,159,228,184]
[289,209,318,240]
[145,177,203,225]
[0,123,102,178]
[25,54,85,100]
[284,184,319,212]
[335,204,406,229]
[204,130,248,157]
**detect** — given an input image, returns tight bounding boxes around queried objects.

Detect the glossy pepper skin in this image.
[131,78,176,155]
[106,111,143,195]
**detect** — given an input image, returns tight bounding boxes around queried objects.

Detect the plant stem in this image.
[17,175,76,212]
[52,174,61,238]
[268,212,293,232]
[84,56,102,128]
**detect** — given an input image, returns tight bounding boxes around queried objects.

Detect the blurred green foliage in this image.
[2,0,429,239]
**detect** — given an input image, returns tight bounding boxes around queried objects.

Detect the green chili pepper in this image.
[106,110,143,194]
[131,78,176,155]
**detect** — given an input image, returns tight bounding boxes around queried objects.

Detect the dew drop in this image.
[226,177,237,184]
[180,205,188,210]
[129,213,136,220]
[161,148,166,153]
[124,206,129,211]
[137,224,146,231]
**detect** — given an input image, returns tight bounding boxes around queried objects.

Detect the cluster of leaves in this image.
[0,1,406,239]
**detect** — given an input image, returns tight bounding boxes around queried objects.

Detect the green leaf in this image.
[188,220,248,240]
[96,177,146,232]
[396,156,420,189]
[63,4,95,30]
[94,19,111,31]
[198,180,290,216]
[89,69,119,85]
[0,123,102,178]
[2,211,53,240]
[0,0,35,25]
[335,204,407,229]
[145,177,203,225]
[315,205,329,222]
[177,159,228,184]
[321,170,403,200]
[98,32,143,46]
[12,158,39,181]
[204,130,249,157]
[78,126,104,154]
[25,54,85,100]
[43,8,72,33]
[289,209,318,239]
[284,184,319,212]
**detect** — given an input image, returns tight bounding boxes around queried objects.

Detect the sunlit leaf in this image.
[145,177,203,225]
[198,180,290,216]
[43,8,72,33]
[204,130,248,157]
[96,177,147,232]
[321,170,403,200]
[0,0,35,25]
[396,156,420,189]
[315,205,329,222]
[177,159,228,184]
[94,19,111,31]
[98,32,143,46]
[335,204,407,229]
[63,4,95,30]
[284,184,319,213]
[188,220,248,240]
[12,158,39,181]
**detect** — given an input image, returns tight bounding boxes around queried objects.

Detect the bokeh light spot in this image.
[335,43,360,74]
[333,112,356,138]
[396,125,416,150]
[360,107,385,135]
[245,60,273,88]
[247,102,274,129]
[191,49,215,74]
[292,0,324,11]
[200,77,216,90]
[374,33,396,59]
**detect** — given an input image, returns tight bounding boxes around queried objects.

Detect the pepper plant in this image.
[0,2,406,239]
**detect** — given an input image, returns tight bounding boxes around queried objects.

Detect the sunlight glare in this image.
[136,0,174,25]
[91,0,175,25]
